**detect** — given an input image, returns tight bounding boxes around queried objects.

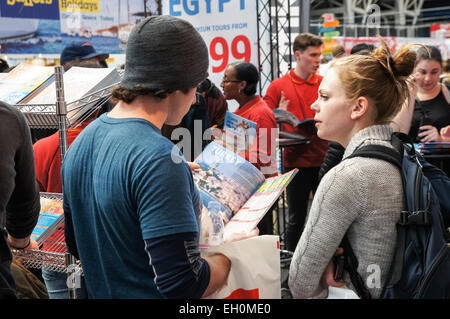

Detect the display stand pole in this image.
[54,66,77,299]
[55,66,68,158]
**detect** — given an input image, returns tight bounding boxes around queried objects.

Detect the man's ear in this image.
[350,96,369,120]
[294,50,301,62]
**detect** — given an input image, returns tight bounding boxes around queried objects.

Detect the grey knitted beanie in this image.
[120,15,209,91]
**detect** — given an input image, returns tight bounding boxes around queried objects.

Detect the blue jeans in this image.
[42,268,88,299]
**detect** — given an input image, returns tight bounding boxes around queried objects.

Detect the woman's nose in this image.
[311,99,319,112]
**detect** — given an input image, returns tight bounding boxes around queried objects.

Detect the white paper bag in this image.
[203,235,281,299]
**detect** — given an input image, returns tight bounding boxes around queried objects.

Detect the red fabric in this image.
[234,96,277,172]
[225,288,259,299]
[33,123,89,252]
[263,70,329,168]
[33,123,88,193]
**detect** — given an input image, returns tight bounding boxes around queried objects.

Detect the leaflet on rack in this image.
[415,142,450,155]
[193,141,297,247]
[0,63,54,105]
[31,195,65,246]
[25,66,121,124]
[223,111,257,153]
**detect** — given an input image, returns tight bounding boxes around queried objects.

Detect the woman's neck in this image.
[417,83,441,101]
[237,94,256,108]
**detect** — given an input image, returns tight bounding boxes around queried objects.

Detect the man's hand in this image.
[279,91,290,111]
[187,162,200,171]
[8,235,39,251]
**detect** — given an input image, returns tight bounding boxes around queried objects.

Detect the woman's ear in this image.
[350,96,369,120]
[238,80,247,94]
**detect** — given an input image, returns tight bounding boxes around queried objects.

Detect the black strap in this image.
[342,142,404,299]
[341,234,372,299]
[383,224,407,291]
[348,145,403,169]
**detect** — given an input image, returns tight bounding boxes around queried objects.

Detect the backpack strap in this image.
[342,142,404,299]
[341,234,372,299]
[348,144,403,169]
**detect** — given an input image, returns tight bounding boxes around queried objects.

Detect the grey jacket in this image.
[289,125,403,299]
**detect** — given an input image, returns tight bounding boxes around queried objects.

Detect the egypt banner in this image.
[162,0,265,100]
[0,0,159,54]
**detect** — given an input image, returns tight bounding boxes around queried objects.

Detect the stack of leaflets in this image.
[31,194,65,246]
[0,63,54,105]
[25,66,121,125]
[193,141,297,247]
[415,142,450,155]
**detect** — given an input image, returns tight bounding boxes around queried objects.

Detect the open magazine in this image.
[31,193,65,246]
[193,141,297,247]
[273,108,316,137]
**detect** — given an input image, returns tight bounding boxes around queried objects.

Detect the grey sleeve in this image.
[288,162,368,298]
[1,104,40,238]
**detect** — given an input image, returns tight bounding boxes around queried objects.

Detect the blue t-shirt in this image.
[61,114,201,298]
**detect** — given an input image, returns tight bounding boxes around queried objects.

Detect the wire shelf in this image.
[15,83,119,129]
[12,193,82,273]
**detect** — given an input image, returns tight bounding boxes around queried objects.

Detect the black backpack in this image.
[343,133,450,299]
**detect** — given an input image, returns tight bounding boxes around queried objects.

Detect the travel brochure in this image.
[193,141,297,247]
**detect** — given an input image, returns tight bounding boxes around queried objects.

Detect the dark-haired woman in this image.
[408,45,450,175]
[221,62,278,177]
[409,46,450,143]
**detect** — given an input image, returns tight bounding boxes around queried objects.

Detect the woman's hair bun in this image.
[371,38,416,80]
[392,47,416,78]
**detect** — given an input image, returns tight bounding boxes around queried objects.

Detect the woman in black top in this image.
[408,46,450,176]
[409,46,450,143]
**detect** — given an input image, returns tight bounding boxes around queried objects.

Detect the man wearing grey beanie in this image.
[61,16,232,298]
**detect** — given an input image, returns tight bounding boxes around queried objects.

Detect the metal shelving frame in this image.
[12,65,120,299]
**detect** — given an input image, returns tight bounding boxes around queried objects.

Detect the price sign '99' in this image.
[210,35,251,73]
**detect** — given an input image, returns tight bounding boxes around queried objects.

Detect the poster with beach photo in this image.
[0,0,159,54]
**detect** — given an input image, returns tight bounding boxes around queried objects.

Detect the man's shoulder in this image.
[33,131,60,153]
[0,100,26,127]
[270,72,291,85]
[0,101,29,143]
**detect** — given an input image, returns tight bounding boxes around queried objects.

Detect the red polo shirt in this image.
[33,122,89,193]
[263,69,329,168]
[234,95,278,174]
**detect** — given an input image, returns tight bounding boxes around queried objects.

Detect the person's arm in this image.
[5,108,40,244]
[63,198,79,259]
[262,82,280,110]
[144,232,230,298]
[135,149,231,298]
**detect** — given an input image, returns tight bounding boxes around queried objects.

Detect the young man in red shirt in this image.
[263,33,329,252]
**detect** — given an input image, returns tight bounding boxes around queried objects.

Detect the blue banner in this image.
[0,0,60,20]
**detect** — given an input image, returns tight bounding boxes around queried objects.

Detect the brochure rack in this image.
[12,66,120,298]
